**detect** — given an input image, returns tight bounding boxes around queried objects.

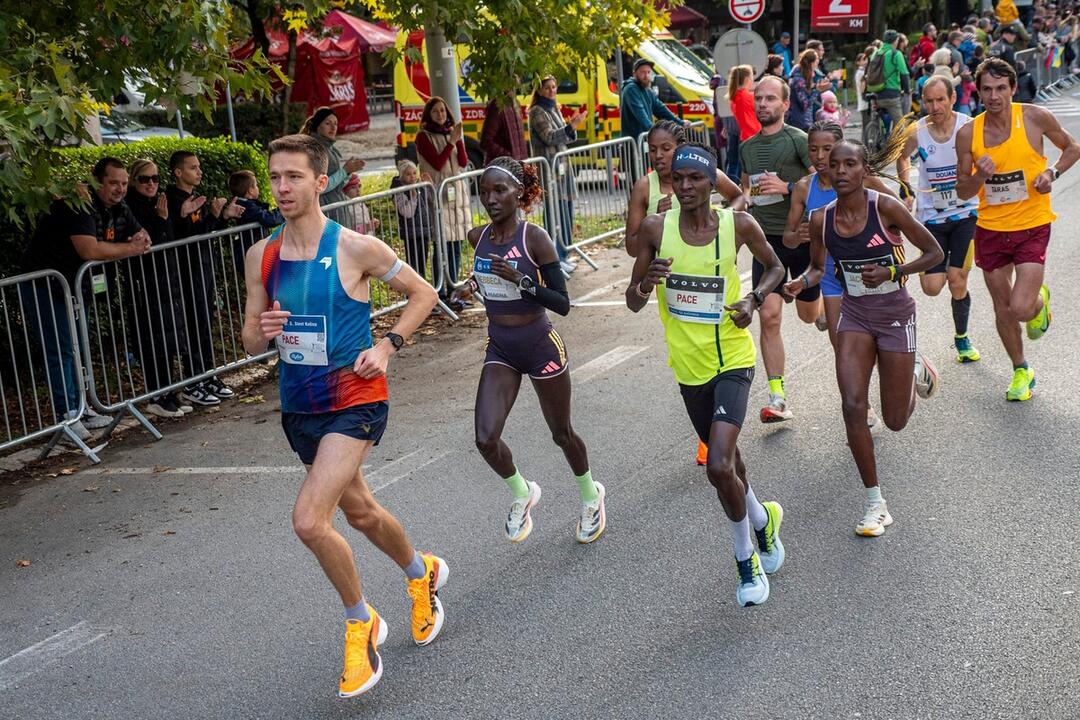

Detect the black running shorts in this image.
[752,234,821,302]
[679,367,755,441]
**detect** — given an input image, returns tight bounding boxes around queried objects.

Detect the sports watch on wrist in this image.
[518,276,537,294]
[385,332,404,352]
[1051,166,1062,180]
[750,289,765,307]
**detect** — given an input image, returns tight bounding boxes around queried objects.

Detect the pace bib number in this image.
[838,256,900,298]
[664,273,727,324]
[278,315,328,366]
[474,257,521,301]
[748,173,783,207]
[985,170,1029,206]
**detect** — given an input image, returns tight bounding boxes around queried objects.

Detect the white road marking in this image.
[572,283,621,304]
[571,345,649,383]
[92,466,301,475]
[370,451,450,493]
[574,300,656,307]
[0,622,108,691]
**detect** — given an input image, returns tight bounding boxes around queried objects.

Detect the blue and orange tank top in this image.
[473,221,543,316]
[261,220,388,414]
[822,190,909,303]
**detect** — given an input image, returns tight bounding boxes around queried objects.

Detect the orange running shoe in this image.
[338,606,388,698]
[696,440,708,466]
[407,553,449,646]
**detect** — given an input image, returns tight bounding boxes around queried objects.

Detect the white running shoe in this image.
[914,352,940,399]
[855,501,894,537]
[576,482,606,544]
[867,406,885,436]
[63,410,91,441]
[82,407,114,429]
[505,481,542,543]
[735,553,770,607]
[760,394,793,423]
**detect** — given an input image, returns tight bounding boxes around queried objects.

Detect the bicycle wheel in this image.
[865,115,886,154]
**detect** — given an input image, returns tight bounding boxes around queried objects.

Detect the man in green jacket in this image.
[620,58,689,139]
[869,30,910,134]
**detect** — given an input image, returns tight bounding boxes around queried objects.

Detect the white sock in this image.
[731,516,754,561]
[866,485,884,506]
[745,486,768,531]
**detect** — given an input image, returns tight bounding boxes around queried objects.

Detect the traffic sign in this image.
[810,0,870,33]
[728,0,765,24]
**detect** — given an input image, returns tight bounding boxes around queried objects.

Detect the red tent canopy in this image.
[323,10,397,52]
[233,29,371,132]
[656,2,708,29]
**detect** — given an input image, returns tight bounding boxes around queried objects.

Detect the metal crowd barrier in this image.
[0,270,100,462]
[550,136,639,263]
[434,156,556,291]
[321,181,456,319]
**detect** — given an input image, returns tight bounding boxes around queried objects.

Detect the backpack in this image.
[865,49,889,93]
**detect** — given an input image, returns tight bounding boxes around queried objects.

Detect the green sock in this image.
[575,469,599,502]
[768,375,785,398]
[504,469,530,500]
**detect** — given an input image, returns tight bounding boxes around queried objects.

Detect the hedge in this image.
[133,102,310,148]
[0,137,272,278]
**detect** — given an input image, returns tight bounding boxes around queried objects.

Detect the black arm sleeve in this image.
[524,261,571,316]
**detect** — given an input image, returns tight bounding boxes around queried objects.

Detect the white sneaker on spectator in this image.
[205,377,235,399]
[82,407,113,429]
[146,395,185,419]
[180,384,221,407]
[63,410,91,441]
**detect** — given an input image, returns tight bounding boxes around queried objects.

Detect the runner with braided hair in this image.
[452,157,604,544]
[784,138,944,537]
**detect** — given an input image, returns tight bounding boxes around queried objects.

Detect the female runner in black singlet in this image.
[453,157,605,545]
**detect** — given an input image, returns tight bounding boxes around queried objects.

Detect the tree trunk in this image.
[281,30,297,134]
[870,0,887,41]
[243,0,270,58]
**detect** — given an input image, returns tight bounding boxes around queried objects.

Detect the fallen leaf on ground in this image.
[59,468,76,475]
[238,394,264,404]
[16,559,30,568]
[122,533,141,539]
[152,465,171,474]
[83,484,99,492]
[162,530,176,536]
[112,488,121,493]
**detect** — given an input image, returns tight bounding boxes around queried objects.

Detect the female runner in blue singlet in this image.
[452,157,605,546]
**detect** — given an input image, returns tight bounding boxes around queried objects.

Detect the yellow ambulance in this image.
[393,29,716,166]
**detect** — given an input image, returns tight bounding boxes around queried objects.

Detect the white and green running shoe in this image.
[954,334,981,363]
[735,553,770,607]
[754,501,785,574]
[505,481,541,543]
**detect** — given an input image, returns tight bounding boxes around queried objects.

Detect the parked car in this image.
[99,113,179,144]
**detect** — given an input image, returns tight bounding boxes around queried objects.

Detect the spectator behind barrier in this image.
[619,58,689,140]
[19,157,151,436]
[300,106,365,219]
[480,88,528,164]
[390,159,435,280]
[786,50,821,131]
[772,32,793,75]
[763,54,786,79]
[229,170,283,229]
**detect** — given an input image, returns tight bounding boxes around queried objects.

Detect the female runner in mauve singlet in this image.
[452,157,605,545]
[785,140,944,538]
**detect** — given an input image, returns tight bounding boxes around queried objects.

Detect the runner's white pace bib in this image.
[279,315,328,366]
[985,170,1029,205]
[474,257,521,301]
[839,257,900,297]
[664,273,727,324]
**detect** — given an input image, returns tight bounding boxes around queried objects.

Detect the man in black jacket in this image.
[166,151,242,407]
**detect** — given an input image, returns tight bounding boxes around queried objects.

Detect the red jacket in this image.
[731,88,761,141]
[480,99,527,164]
[912,35,936,65]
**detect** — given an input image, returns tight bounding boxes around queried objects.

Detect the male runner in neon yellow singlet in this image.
[626,144,787,607]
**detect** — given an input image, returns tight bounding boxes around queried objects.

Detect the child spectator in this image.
[390,159,434,279]
[228,170,283,229]
[816,90,850,126]
[342,174,380,235]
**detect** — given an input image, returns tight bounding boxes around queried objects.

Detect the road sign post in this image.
[728,0,765,25]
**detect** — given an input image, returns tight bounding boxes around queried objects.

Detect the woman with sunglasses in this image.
[126,158,190,419]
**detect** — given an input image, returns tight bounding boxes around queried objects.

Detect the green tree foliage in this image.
[0,2,295,225]
[365,0,667,103]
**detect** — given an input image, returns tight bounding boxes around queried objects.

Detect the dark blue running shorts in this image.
[281,401,389,465]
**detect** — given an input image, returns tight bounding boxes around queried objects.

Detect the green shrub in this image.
[133,102,309,148]
[0,137,271,279]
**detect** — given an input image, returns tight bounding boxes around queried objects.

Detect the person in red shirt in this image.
[913,23,938,65]
[480,89,528,164]
[724,64,761,180]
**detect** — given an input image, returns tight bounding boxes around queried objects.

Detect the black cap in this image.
[633,58,655,72]
[1001,24,1018,35]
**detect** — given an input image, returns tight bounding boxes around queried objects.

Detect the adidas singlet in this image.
[261,220,388,414]
[472,221,543,316]
[821,190,909,303]
[656,207,755,385]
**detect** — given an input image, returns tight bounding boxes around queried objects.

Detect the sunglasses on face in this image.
[137,175,160,184]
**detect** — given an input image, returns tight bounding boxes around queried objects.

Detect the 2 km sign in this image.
[811,0,870,32]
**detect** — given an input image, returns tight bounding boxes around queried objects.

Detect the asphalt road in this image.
[3,95,1080,720]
